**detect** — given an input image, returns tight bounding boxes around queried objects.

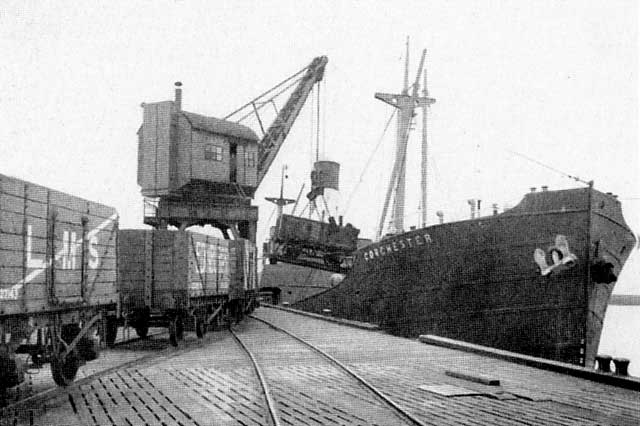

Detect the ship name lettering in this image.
[363,233,434,262]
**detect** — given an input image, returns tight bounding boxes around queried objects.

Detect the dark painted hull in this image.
[259,262,339,305]
[294,187,636,367]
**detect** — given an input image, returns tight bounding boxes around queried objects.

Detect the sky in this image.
[1,1,638,291]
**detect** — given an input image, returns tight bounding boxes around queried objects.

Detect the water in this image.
[598,305,640,377]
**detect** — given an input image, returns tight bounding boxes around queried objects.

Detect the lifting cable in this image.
[310,85,316,169]
[316,78,321,162]
[342,109,397,215]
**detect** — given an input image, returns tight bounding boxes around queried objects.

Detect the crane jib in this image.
[255,56,328,186]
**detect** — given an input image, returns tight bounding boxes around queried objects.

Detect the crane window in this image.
[246,152,256,167]
[205,144,223,161]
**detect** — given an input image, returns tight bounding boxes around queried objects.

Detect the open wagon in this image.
[117,229,257,346]
[0,174,118,388]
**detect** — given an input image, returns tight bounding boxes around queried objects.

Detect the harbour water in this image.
[599,304,640,377]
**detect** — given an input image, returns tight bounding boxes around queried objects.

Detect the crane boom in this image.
[256,56,328,186]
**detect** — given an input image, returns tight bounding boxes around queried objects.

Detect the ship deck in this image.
[3,306,639,425]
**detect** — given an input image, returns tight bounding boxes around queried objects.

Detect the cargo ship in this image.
[291,45,637,367]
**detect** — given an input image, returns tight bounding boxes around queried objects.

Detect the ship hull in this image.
[259,263,339,305]
[294,188,635,367]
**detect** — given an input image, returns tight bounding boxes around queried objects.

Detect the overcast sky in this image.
[1,0,638,290]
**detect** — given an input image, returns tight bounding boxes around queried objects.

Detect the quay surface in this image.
[3,306,639,425]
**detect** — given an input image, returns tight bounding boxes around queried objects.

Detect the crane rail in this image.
[232,315,427,426]
[229,329,283,426]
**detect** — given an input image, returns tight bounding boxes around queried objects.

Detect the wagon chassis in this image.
[1,302,117,389]
[120,291,257,348]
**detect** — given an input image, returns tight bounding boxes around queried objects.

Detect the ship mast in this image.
[375,38,435,239]
[421,67,430,228]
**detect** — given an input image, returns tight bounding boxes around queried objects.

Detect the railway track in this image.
[3,311,426,425]
[230,315,426,426]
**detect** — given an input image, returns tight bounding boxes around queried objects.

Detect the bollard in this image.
[613,357,630,376]
[595,354,612,373]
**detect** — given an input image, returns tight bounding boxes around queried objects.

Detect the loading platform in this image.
[2,306,638,425]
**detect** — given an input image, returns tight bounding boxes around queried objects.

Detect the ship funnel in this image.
[174,81,183,111]
[542,186,548,192]
[530,187,537,193]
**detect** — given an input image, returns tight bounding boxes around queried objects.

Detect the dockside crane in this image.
[137,56,328,243]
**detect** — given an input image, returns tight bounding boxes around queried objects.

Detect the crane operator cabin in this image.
[137,83,260,202]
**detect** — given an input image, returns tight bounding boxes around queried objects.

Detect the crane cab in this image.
[137,85,259,201]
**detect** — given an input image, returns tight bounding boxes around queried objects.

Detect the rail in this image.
[229,329,282,426]
[234,315,427,426]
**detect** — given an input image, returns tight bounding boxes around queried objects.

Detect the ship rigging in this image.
[375,38,436,240]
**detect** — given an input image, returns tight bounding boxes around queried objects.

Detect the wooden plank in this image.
[445,370,501,386]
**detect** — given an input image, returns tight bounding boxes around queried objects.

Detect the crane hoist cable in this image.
[316,77,321,162]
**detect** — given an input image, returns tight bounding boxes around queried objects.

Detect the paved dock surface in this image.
[3,306,639,425]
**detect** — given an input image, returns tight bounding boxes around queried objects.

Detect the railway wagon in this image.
[117,229,257,346]
[0,174,119,388]
[271,214,359,267]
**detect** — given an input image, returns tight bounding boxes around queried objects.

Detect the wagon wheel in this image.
[51,348,80,387]
[134,308,150,339]
[195,318,207,339]
[169,317,184,347]
[77,335,99,361]
[105,316,118,347]
[135,323,149,339]
[283,245,302,259]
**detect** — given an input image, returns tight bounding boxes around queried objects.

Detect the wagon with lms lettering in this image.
[117,229,257,346]
[0,174,119,389]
